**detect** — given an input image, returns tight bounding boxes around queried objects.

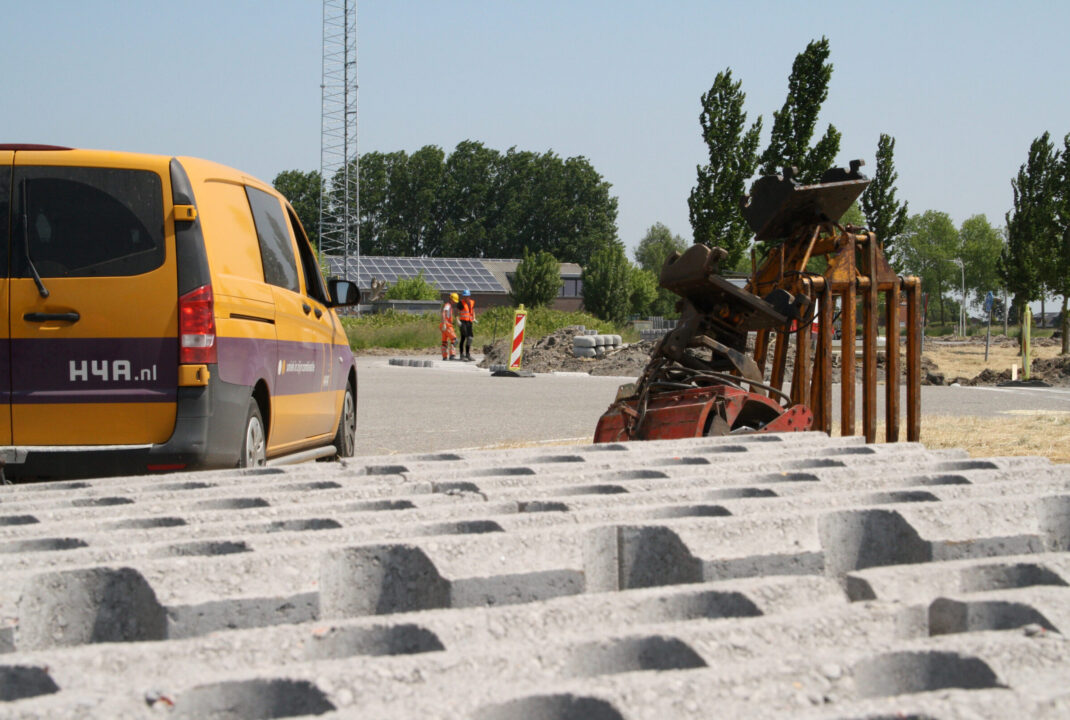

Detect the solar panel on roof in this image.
[322,255,507,293]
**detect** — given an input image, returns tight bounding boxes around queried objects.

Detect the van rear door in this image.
[0,150,12,445]
[8,151,178,445]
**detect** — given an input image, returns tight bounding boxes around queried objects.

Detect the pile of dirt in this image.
[920,355,944,386]
[929,354,1070,387]
[1030,355,1070,384]
[964,355,1070,387]
[479,328,655,377]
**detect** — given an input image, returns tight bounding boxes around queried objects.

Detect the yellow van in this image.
[0,145,360,479]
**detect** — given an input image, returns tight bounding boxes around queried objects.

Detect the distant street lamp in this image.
[950,258,965,336]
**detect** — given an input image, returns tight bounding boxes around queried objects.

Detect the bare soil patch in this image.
[923,335,1069,386]
[479,328,654,377]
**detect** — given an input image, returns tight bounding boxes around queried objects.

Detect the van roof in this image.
[2,146,276,194]
[0,144,72,151]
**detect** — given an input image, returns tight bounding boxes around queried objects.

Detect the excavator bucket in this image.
[595,160,922,445]
[594,384,813,442]
[740,162,869,241]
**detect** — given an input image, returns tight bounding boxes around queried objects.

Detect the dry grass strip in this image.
[923,342,1063,380]
[834,411,1070,465]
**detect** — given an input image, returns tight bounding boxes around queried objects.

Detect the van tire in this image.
[240,399,267,468]
[333,383,356,459]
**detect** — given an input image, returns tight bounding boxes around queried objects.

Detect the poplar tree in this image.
[687,69,762,269]
[861,134,910,265]
[1051,133,1070,353]
[759,37,841,183]
[1000,133,1057,324]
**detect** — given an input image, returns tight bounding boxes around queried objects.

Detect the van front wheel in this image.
[240,399,267,468]
[333,384,356,459]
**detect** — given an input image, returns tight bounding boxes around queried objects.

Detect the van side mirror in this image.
[327,279,361,307]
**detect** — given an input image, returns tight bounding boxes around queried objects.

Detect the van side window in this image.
[286,207,329,304]
[246,187,299,293]
[11,167,164,278]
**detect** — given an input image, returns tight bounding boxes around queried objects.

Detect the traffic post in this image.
[1023,306,1032,381]
[510,304,527,370]
[984,290,993,362]
[491,304,534,377]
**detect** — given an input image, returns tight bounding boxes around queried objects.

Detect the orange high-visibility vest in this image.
[459,298,475,322]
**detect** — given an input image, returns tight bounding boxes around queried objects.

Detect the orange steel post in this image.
[886,279,901,442]
[770,330,789,395]
[754,329,770,376]
[808,335,822,428]
[906,277,922,441]
[818,281,833,434]
[840,238,857,436]
[862,234,879,444]
[808,280,823,425]
[792,282,812,407]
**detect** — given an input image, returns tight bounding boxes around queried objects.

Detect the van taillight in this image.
[179,284,217,364]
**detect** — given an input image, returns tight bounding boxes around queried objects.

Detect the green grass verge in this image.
[341,307,639,350]
[341,311,441,350]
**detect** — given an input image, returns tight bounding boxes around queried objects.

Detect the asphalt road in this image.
[354,354,1070,457]
[354,356,625,456]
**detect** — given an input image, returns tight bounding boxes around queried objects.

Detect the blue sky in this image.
[5,1,1068,259]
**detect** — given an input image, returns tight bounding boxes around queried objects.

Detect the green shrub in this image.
[510,249,563,307]
[384,271,441,301]
[628,266,658,316]
[582,243,631,324]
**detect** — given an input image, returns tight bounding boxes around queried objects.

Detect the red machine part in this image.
[594,385,813,443]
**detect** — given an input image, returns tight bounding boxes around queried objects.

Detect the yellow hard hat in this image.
[450,292,459,302]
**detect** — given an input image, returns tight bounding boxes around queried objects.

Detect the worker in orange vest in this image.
[457,289,476,361]
[441,292,458,360]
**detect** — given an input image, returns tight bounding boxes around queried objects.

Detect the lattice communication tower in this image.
[319,0,358,277]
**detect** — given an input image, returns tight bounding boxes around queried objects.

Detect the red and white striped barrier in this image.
[509,305,527,370]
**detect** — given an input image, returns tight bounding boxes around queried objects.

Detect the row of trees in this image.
[274,142,619,267]
[897,212,1002,325]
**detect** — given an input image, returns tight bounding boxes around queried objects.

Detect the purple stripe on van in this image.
[9,337,178,405]
[216,337,354,397]
[0,337,356,406]
[276,341,327,396]
[0,339,8,403]
[216,336,277,391]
